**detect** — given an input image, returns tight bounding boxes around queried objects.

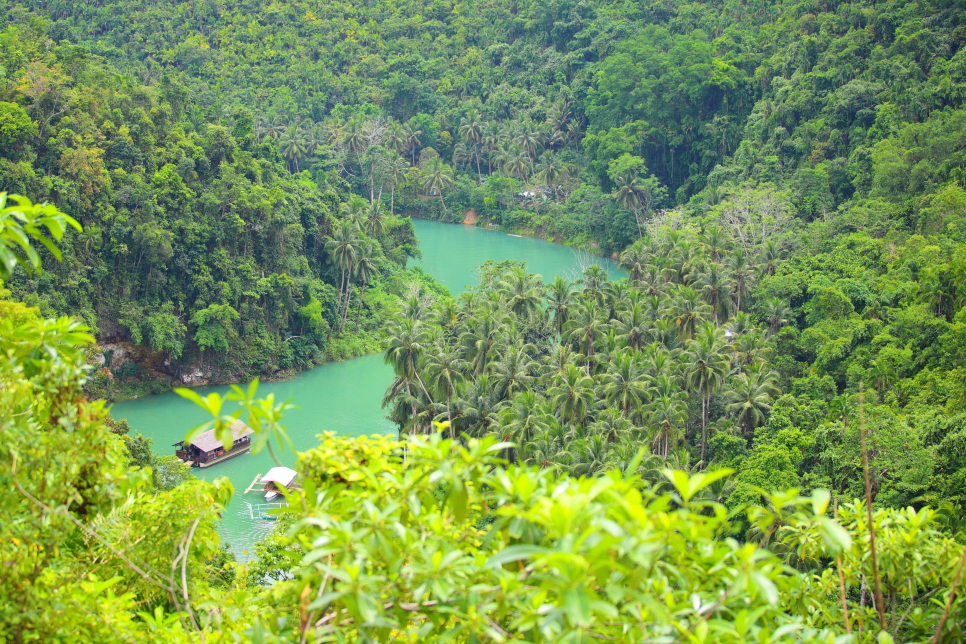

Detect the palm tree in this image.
[612,300,649,352]
[499,390,551,457]
[701,225,730,261]
[424,346,466,436]
[498,268,545,318]
[339,195,368,231]
[386,154,409,215]
[499,145,532,182]
[547,276,574,338]
[647,394,688,458]
[548,363,596,426]
[671,286,710,341]
[686,324,731,462]
[384,318,436,414]
[364,199,387,237]
[453,375,503,438]
[620,241,649,285]
[458,109,485,178]
[563,301,604,359]
[459,308,510,375]
[762,298,792,335]
[385,120,408,155]
[420,157,455,210]
[489,343,538,400]
[324,220,360,329]
[696,261,733,323]
[602,351,648,417]
[534,155,566,201]
[582,264,608,304]
[724,368,780,439]
[613,172,648,238]
[729,249,754,313]
[349,241,380,331]
[758,240,781,278]
[279,124,309,172]
[343,118,367,167]
[403,122,422,164]
[515,121,546,158]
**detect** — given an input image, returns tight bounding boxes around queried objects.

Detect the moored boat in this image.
[174,419,254,467]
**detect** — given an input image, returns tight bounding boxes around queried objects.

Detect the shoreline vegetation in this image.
[5,0,966,640]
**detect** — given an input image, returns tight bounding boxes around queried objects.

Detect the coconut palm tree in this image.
[498,268,545,318]
[339,195,369,231]
[534,154,566,200]
[364,199,387,237]
[696,261,733,323]
[647,394,688,458]
[563,300,604,359]
[386,154,409,215]
[613,172,648,238]
[612,300,649,352]
[515,121,546,159]
[489,343,538,400]
[729,249,754,313]
[602,351,649,417]
[459,308,510,375]
[758,239,781,278]
[384,318,436,411]
[279,124,309,172]
[349,241,380,332]
[686,324,731,462]
[548,363,596,426]
[458,109,485,178]
[453,374,503,438]
[424,346,467,436]
[620,241,649,285]
[499,145,532,182]
[324,220,360,328]
[343,118,367,167]
[671,286,711,341]
[582,264,608,304]
[403,123,422,163]
[762,298,792,335]
[724,368,780,439]
[385,120,408,155]
[420,157,455,210]
[547,276,574,338]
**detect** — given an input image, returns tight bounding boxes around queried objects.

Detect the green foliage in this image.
[5,203,966,643]
[0,192,80,280]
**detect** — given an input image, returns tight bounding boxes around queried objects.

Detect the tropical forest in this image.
[3,0,966,641]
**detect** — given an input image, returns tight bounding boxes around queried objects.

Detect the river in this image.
[110,219,622,556]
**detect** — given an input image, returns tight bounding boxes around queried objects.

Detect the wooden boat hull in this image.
[197,446,250,468]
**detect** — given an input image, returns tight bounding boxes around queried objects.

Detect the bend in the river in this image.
[111,219,623,556]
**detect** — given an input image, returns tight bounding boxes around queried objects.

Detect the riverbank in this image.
[86,271,436,403]
[87,329,388,402]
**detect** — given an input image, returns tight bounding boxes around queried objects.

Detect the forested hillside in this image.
[3,0,966,386]
[7,0,965,250]
[0,17,424,396]
[5,0,966,640]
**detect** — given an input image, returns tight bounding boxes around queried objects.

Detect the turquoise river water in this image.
[111,219,622,557]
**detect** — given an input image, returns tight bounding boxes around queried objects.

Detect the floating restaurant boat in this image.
[174,419,254,468]
[243,466,299,500]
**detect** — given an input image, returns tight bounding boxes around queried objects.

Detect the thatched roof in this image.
[190,419,254,452]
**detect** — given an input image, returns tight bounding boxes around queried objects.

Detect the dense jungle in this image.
[3,0,966,641]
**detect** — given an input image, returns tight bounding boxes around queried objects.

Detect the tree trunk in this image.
[700,393,708,464]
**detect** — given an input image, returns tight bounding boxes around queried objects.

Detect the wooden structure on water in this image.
[174,419,254,468]
[243,467,299,500]
[248,503,287,521]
